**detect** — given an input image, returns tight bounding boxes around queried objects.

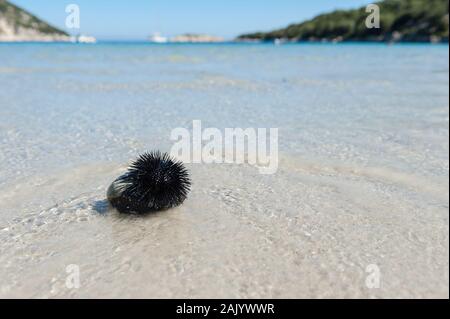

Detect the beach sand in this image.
[0,154,448,298]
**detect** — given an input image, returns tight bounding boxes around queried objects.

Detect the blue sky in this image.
[12,0,372,40]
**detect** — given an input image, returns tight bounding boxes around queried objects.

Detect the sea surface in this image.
[0,42,448,298]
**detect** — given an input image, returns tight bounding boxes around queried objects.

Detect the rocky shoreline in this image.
[0,0,69,42]
[238,0,449,44]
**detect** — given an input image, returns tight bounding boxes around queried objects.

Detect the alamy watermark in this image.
[365,264,381,289]
[65,4,80,29]
[65,264,80,289]
[366,4,380,29]
[170,120,279,174]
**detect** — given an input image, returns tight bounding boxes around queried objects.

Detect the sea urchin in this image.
[107,151,191,214]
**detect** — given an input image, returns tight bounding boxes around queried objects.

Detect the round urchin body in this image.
[107,152,191,214]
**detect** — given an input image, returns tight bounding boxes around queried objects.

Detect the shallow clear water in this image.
[0,43,448,298]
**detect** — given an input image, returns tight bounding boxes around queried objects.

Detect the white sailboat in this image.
[148,32,168,43]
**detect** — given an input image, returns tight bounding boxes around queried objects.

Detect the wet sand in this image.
[0,154,448,298]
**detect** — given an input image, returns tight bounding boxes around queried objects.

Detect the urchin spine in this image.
[107,152,191,214]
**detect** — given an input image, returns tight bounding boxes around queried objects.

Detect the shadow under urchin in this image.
[107,151,191,214]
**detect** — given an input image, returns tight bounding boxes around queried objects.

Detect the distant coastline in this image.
[1,40,448,46]
[0,0,70,42]
[238,0,449,44]
[2,0,448,44]
[0,1,98,43]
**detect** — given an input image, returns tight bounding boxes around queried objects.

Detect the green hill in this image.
[0,0,68,41]
[238,0,449,43]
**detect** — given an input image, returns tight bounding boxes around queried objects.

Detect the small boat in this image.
[148,33,168,43]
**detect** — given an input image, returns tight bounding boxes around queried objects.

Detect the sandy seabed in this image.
[0,154,448,298]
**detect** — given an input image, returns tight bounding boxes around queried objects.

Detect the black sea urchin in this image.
[107,151,191,214]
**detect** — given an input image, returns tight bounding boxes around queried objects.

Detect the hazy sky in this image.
[12,0,372,40]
